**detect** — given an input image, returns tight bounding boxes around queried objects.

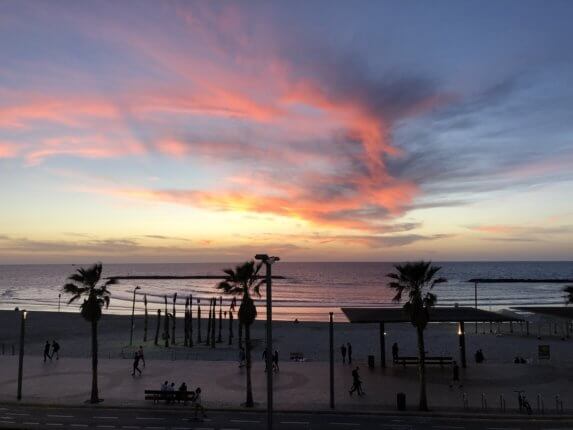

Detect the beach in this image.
[0,309,572,411]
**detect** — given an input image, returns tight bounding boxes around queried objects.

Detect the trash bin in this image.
[397,392,406,410]
[368,355,375,368]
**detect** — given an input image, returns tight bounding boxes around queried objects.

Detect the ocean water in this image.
[0,262,571,321]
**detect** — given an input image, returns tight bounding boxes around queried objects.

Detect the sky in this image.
[0,0,572,263]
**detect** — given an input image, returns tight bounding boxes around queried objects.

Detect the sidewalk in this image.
[0,355,570,415]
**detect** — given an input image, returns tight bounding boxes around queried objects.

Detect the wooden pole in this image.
[379,322,386,368]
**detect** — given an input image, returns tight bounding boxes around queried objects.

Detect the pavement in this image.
[1,404,572,430]
[0,355,571,415]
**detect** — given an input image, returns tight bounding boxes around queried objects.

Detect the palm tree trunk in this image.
[244,323,254,407]
[184,297,189,347]
[154,309,161,345]
[163,296,169,347]
[217,296,223,343]
[228,310,234,345]
[416,326,428,411]
[197,300,202,344]
[171,294,177,345]
[205,299,212,346]
[90,320,99,403]
[210,298,216,348]
[189,295,193,347]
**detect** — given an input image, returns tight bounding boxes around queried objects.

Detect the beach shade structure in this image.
[341,306,521,369]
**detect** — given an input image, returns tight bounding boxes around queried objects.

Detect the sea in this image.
[0,262,571,321]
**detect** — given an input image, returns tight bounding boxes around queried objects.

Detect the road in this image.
[0,405,571,430]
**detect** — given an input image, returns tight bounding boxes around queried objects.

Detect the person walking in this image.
[43,340,52,362]
[132,350,142,376]
[273,349,279,372]
[392,342,399,361]
[262,348,269,372]
[347,342,353,364]
[178,382,188,404]
[138,345,146,368]
[348,366,364,396]
[340,344,347,364]
[51,340,60,360]
[191,387,207,420]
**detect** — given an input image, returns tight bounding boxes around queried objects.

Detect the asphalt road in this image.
[0,405,571,430]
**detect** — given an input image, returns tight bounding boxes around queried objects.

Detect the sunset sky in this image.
[1,1,572,263]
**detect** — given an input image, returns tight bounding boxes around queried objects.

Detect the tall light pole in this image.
[17,309,27,401]
[130,286,141,346]
[255,254,280,430]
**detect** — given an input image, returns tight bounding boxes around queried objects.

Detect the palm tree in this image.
[217,260,264,407]
[387,261,446,411]
[564,285,573,305]
[62,263,116,403]
[143,294,148,342]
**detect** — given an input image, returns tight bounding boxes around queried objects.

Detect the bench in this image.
[394,356,453,367]
[144,390,194,404]
[289,352,305,362]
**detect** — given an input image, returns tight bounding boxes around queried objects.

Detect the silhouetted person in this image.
[348,366,364,396]
[262,348,268,372]
[273,350,279,372]
[450,361,461,389]
[392,342,399,360]
[132,351,142,376]
[160,380,169,391]
[347,342,353,364]
[43,341,51,362]
[475,348,484,363]
[191,387,206,420]
[138,345,146,367]
[178,382,188,404]
[340,344,347,363]
[51,340,60,360]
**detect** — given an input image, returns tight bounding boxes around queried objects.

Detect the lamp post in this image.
[130,286,141,346]
[17,309,27,401]
[255,254,280,430]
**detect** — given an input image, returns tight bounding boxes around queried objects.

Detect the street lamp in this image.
[17,309,27,401]
[130,286,141,346]
[255,254,280,430]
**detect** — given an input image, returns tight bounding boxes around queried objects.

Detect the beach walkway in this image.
[0,355,571,414]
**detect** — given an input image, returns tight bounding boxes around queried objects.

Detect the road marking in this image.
[230,419,260,424]
[136,417,164,421]
[48,415,73,418]
[6,413,30,416]
[280,422,309,425]
[95,416,119,420]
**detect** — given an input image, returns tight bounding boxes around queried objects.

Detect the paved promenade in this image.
[0,355,571,414]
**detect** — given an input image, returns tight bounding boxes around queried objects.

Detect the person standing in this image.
[450,361,461,389]
[347,342,353,364]
[43,340,52,362]
[51,340,60,360]
[191,387,207,420]
[340,344,347,364]
[392,342,399,361]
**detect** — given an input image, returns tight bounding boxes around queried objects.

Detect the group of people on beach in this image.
[262,348,280,372]
[132,346,145,376]
[340,342,353,363]
[43,340,60,362]
[160,381,206,419]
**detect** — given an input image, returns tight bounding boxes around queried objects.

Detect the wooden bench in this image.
[144,390,194,404]
[289,352,305,362]
[394,356,453,367]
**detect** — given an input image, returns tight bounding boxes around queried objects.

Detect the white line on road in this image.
[230,419,261,424]
[47,415,74,418]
